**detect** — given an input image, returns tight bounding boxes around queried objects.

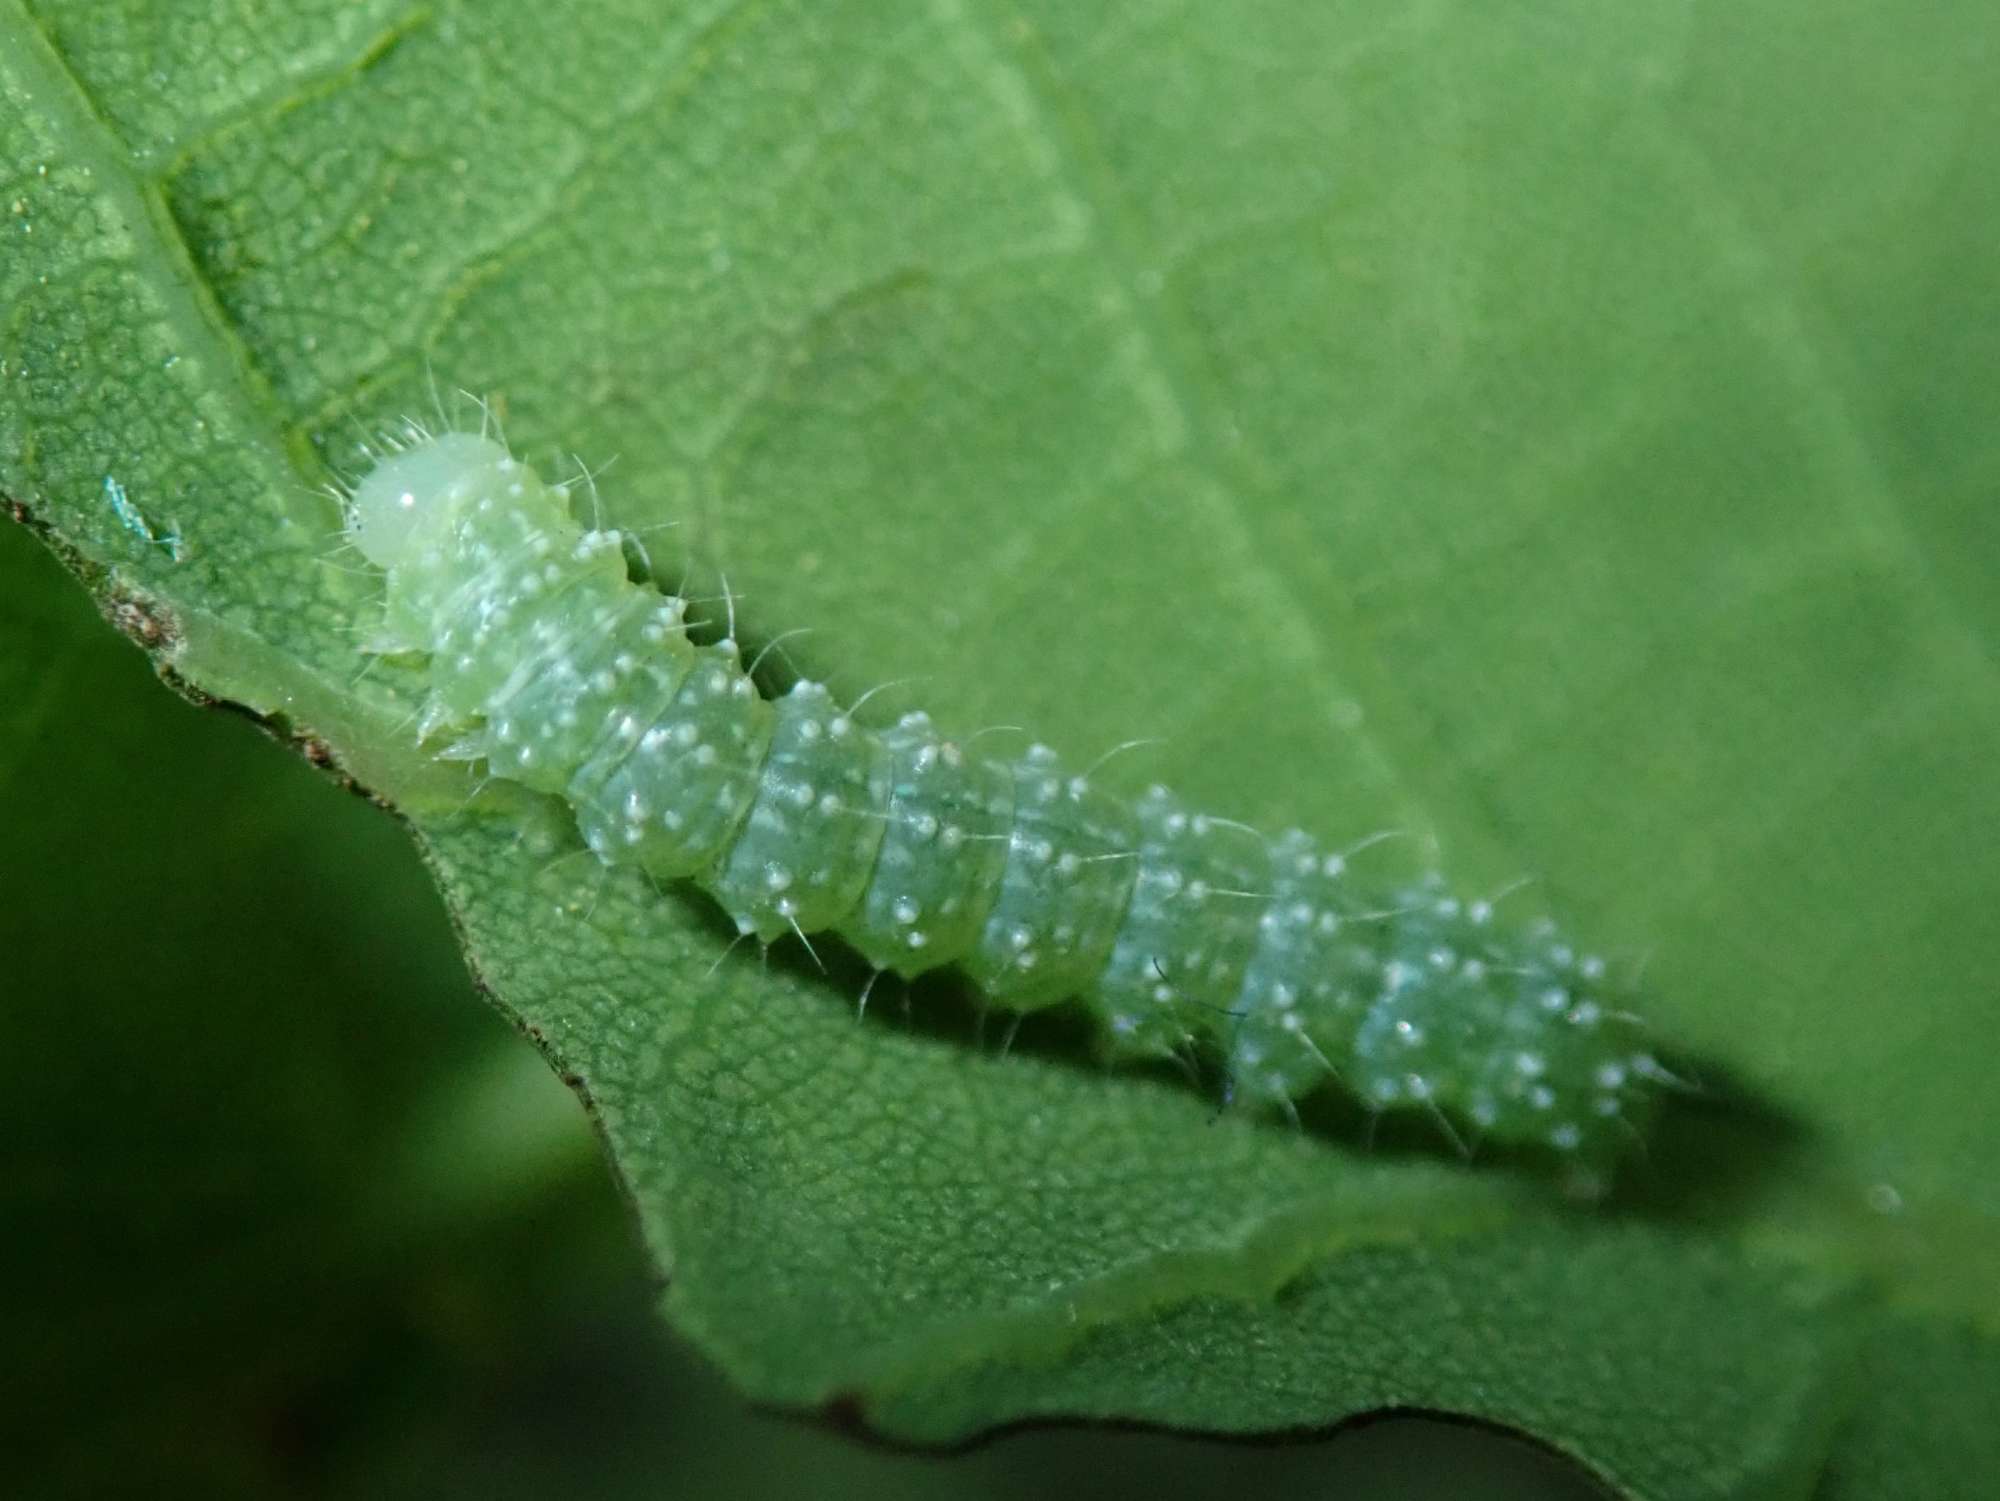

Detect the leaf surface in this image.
[5,1,1997,1494]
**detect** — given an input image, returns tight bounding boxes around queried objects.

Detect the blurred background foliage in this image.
[0,518,1603,1499]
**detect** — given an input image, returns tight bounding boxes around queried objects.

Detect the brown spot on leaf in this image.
[106,594,177,650]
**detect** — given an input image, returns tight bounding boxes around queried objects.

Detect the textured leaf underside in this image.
[5,1,1999,1496]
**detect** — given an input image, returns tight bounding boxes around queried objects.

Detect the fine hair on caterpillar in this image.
[340,409,1674,1180]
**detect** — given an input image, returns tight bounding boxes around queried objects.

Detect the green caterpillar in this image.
[347,423,1666,1168]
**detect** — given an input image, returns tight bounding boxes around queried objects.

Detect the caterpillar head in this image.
[347,431,510,567]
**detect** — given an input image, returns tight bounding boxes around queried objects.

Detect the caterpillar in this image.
[343,420,1668,1170]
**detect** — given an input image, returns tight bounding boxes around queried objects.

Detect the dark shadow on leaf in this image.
[794,1397,1619,1500]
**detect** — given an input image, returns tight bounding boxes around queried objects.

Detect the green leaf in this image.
[5,1,1997,1495]
[4,520,1637,1501]
[0,512,624,1493]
